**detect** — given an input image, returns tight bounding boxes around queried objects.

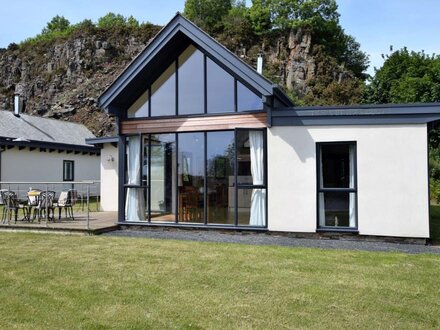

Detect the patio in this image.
[0,210,118,234]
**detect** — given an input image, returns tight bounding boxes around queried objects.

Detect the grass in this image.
[0,233,439,329]
[430,205,440,241]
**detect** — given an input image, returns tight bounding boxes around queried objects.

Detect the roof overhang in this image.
[99,13,293,115]
[0,136,100,154]
[86,137,118,148]
[271,103,440,126]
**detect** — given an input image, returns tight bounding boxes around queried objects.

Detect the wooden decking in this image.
[0,211,118,235]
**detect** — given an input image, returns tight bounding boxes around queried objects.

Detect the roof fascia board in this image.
[0,137,100,154]
[272,115,440,126]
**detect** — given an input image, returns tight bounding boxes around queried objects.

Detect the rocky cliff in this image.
[0,24,360,137]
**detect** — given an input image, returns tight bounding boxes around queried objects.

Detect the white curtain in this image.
[249,131,266,226]
[318,148,326,227]
[125,136,145,221]
[349,145,356,227]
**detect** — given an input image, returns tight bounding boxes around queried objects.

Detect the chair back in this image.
[58,191,69,207]
[27,190,41,206]
[0,189,8,205]
[38,191,56,208]
[69,190,78,205]
[2,191,18,209]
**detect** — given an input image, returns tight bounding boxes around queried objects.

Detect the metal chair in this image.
[1,191,28,223]
[56,189,78,220]
[33,191,56,222]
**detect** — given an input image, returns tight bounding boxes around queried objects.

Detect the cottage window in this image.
[317,142,357,229]
[63,160,74,182]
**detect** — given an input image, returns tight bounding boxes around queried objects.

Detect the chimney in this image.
[14,93,23,117]
[257,54,263,74]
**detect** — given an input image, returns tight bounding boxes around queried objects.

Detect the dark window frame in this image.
[63,160,74,182]
[122,128,268,229]
[316,141,358,232]
[125,43,264,120]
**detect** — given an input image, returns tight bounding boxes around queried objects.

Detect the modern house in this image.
[0,108,100,194]
[98,13,440,239]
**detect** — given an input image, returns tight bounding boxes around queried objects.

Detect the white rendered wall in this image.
[99,144,119,211]
[0,148,100,196]
[268,124,429,238]
[1,148,99,182]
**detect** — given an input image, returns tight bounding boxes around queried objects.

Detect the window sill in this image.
[316,227,359,234]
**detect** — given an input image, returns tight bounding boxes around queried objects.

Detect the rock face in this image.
[0,27,160,136]
[0,25,355,136]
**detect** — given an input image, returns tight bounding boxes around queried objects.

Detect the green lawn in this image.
[0,233,438,329]
[430,205,440,241]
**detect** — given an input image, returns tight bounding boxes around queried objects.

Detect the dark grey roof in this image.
[0,110,96,146]
[99,13,293,113]
[271,103,440,126]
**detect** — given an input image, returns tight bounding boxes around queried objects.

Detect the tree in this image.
[250,0,339,31]
[365,48,440,104]
[97,13,127,29]
[183,0,233,33]
[42,15,70,34]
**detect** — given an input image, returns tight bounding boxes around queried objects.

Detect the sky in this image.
[0,0,439,76]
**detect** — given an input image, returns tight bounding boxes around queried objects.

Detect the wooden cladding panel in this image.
[121,113,267,134]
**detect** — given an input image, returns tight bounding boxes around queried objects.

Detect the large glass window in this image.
[178,133,205,224]
[149,134,176,222]
[317,143,357,229]
[123,129,266,227]
[128,89,149,118]
[178,45,204,115]
[207,131,235,225]
[151,62,176,117]
[237,81,263,111]
[236,130,266,226]
[206,57,235,113]
[125,136,146,221]
[126,44,265,117]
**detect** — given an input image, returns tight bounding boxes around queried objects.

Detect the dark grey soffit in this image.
[99,13,293,112]
[86,136,119,148]
[0,136,100,154]
[271,103,440,126]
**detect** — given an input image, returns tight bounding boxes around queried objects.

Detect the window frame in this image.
[316,141,358,232]
[125,43,264,120]
[122,129,268,229]
[63,160,75,182]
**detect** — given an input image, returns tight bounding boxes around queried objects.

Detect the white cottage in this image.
[96,13,440,239]
[0,109,100,193]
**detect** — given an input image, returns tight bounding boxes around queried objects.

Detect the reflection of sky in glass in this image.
[207,58,234,113]
[207,131,234,159]
[237,81,263,111]
[151,63,176,116]
[128,89,149,118]
[178,45,204,115]
[179,133,204,176]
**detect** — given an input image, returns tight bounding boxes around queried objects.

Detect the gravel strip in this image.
[104,229,440,254]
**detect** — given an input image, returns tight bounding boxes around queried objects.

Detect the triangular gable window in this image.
[127,44,263,118]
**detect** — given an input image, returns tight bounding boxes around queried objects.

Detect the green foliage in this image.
[183,0,233,33]
[42,15,70,34]
[97,12,137,29]
[365,48,440,104]
[250,0,339,31]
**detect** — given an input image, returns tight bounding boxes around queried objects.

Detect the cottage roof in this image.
[0,110,97,149]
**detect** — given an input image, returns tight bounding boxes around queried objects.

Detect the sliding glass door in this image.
[124,129,266,227]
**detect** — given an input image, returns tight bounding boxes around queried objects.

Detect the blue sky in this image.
[0,0,439,76]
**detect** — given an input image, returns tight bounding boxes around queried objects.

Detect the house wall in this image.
[268,124,429,238]
[0,148,100,198]
[100,144,119,211]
